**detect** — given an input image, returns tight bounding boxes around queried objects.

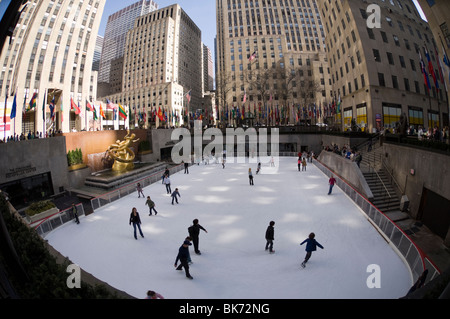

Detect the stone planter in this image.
[27,207,60,224]
[68,163,87,171]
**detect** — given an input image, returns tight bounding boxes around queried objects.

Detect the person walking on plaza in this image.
[171,188,181,205]
[174,240,193,279]
[300,232,324,268]
[265,221,275,253]
[136,183,144,198]
[248,168,254,185]
[163,174,171,194]
[71,204,80,224]
[129,207,144,240]
[328,175,336,195]
[145,196,158,215]
[188,219,208,255]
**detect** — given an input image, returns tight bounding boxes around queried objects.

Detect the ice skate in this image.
[301,261,306,268]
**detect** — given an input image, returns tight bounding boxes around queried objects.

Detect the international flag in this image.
[106,98,117,110]
[243,89,247,103]
[86,100,94,112]
[337,95,341,114]
[93,105,98,120]
[185,90,191,104]
[443,46,450,83]
[49,96,55,121]
[99,103,106,119]
[249,51,257,62]
[158,107,164,121]
[70,97,81,115]
[27,92,37,112]
[42,90,47,121]
[419,52,431,91]
[10,93,17,120]
[118,103,127,120]
[425,47,438,90]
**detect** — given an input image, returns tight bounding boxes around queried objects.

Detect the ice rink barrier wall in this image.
[314,157,440,285]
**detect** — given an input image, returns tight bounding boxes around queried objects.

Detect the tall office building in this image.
[0,0,106,136]
[215,0,332,126]
[98,0,158,89]
[203,44,215,92]
[317,0,448,132]
[104,4,203,128]
[92,35,104,71]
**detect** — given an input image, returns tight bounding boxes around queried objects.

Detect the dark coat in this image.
[175,245,190,264]
[129,212,142,225]
[188,224,206,238]
[265,225,274,240]
[300,238,323,252]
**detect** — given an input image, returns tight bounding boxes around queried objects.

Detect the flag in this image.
[185,90,191,103]
[86,100,94,112]
[99,103,106,119]
[27,92,37,112]
[42,90,47,121]
[243,90,247,103]
[419,52,431,91]
[158,107,164,121]
[106,98,117,110]
[93,105,98,120]
[425,47,438,90]
[249,51,257,62]
[337,95,341,114]
[443,46,450,83]
[49,96,55,121]
[60,100,64,122]
[10,93,17,120]
[70,97,81,115]
[118,104,127,120]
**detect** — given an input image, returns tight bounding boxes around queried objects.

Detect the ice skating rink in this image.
[46,157,412,299]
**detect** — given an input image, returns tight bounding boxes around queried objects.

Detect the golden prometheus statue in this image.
[107,130,140,172]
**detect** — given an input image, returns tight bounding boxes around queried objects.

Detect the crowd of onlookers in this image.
[380,125,449,144]
[322,143,364,167]
[0,130,62,143]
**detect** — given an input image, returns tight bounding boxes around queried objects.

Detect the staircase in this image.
[363,169,401,213]
[356,136,402,214]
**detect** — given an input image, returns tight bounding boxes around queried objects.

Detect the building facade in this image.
[215,0,333,127]
[0,0,106,138]
[104,4,203,129]
[317,0,449,132]
[97,0,158,89]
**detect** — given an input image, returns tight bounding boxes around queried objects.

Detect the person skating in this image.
[328,175,336,195]
[185,236,193,264]
[300,232,324,268]
[256,162,261,174]
[188,219,208,255]
[302,158,307,171]
[129,207,144,240]
[184,161,189,174]
[163,174,171,194]
[145,196,158,215]
[174,240,193,279]
[265,221,275,253]
[136,183,144,198]
[171,188,180,205]
[71,203,80,224]
[248,168,254,185]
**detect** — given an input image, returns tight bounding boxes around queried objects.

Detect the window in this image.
[373,49,381,62]
[392,75,399,89]
[387,52,394,65]
[378,73,385,86]
[408,106,423,129]
[383,103,401,129]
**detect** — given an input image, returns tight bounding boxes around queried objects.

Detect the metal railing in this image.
[314,158,440,285]
[34,203,85,237]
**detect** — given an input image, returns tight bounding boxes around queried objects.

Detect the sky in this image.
[45,157,412,299]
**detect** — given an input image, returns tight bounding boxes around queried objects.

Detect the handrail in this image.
[314,157,441,285]
[382,158,405,196]
[374,169,392,198]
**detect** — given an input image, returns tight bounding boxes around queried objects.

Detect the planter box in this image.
[27,207,60,224]
[68,163,87,171]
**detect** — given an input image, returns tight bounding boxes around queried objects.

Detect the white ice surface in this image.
[46,157,412,299]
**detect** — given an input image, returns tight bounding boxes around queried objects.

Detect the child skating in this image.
[171,188,181,205]
[145,196,158,215]
[136,183,144,198]
[300,232,324,268]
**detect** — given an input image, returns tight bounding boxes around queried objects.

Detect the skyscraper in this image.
[104,4,203,129]
[0,0,106,135]
[98,0,158,89]
[215,0,332,127]
[317,0,448,131]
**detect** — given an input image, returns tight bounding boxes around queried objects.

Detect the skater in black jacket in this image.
[129,207,144,240]
[265,221,275,253]
[171,188,180,204]
[174,240,193,279]
[188,219,208,255]
[300,232,324,268]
